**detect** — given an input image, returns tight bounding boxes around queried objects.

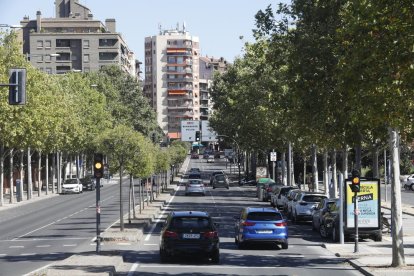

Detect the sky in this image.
[0,0,290,63]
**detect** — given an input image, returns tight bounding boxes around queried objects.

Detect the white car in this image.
[404,174,414,191]
[62,178,83,194]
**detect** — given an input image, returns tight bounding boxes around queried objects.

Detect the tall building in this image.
[19,0,137,76]
[144,24,200,139]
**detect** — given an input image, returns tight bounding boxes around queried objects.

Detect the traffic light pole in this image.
[96,177,101,253]
[354,192,359,253]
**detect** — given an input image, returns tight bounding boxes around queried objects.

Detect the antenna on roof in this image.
[183,21,186,32]
[158,23,162,35]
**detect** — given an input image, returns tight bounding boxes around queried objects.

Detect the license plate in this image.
[183,233,200,239]
[256,230,272,234]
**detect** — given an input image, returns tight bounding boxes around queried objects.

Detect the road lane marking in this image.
[63,244,77,247]
[20,253,36,256]
[143,243,158,246]
[36,245,51,248]
[0,254,7,257]
[127,262,139,276]
[9,245,24,248]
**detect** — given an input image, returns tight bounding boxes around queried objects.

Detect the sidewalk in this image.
[323,199,414,276]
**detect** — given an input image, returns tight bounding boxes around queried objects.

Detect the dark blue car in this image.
[235,207,288,249]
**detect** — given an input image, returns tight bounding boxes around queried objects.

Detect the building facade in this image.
[144,24,200,139]
[19,0,137,76]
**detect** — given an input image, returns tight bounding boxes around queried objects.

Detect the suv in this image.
[62,178,83,194]
[311,198,339,232]
[234,207,288,249]
[212,174,230,189]
[285,189,301,217]
[159,211,220,263]
[291,192,327,222]
[210,170,225,186]
[80,176,96,191]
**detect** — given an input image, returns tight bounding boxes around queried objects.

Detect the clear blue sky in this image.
[1,0,289,63]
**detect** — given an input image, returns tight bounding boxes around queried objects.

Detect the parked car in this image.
[185,179,205,196]
[239,177,257,186]
[207,155,215,163]
[189,167,201,173]
[234,207,288,249]
[270,186,299,209]
[212,174,230,189]
[291,192,327,222]
[256,178,275,198]
[311,198,339,232]
[203,152,209,159]
[263,182,284,202]
[285,190,302,217]
[319,200,382,242]
[80,176,96,191]
[62,178,83,194]
[403,174,414,190]
[159,211,220,263]
[191,153,199,159]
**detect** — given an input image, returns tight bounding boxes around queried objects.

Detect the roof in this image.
[171,211,210,217]
[246,207,280,213]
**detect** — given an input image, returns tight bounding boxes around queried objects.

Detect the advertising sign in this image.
[181,120,200,142]
[344,179,380,229]
[201,120,217,142]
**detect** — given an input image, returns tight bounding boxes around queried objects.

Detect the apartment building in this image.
[19,0,137,76]
[144,24,200,139]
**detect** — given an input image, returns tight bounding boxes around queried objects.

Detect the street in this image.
[121,157,361,276]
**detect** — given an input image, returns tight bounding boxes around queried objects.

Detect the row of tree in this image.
[209,1,413,267]
[0,31,189,206]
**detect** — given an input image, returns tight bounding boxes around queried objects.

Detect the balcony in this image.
[167,105,193,110]
[167,77,193,82]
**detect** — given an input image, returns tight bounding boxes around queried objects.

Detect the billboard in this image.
[180,120,200,142]
[344,179,380,229]
[201,120,217,142]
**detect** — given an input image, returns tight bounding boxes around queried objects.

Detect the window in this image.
[84,54,90,62]
[56,39,71,47]
[99,52,118,60]
[44,55,51,62]
[45,67,52,74]
[56,53,70,61]
[45,40,51,48]
[37,40,43,48]
[99,39,117,47]
[83,40,90,48]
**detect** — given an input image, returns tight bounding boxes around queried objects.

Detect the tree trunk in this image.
[281,151,286,185]
[27,148,33,200]
[37,151,41,197]
[342,146,348,181]
[9,149,14,204]
[332,149,338,198]
[52,152,56,193]
[119,161,124,231]
[57,151,62,194]
[287,143,292,186]
[312,145,319,192]
[373,147,379,178]
[0,145,4,206]
[389,128,405,267]
[355,144,362,172]
[45,153,49,195]
[19,150,24,202]
[323,150,329,197]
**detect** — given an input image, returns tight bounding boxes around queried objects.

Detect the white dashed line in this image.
[9,245,24,248]
[36,245,51,248]
[62,244,77,247]
[127,262,139,276]
[143,243,158,246]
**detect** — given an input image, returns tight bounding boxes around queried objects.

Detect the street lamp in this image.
[217,135,242,184]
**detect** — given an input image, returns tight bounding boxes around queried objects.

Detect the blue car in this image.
[235,207,288,249]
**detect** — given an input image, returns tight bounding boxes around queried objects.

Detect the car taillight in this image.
[299,201,308,206]
[163,230,178,238]
[275,221,287,227]
[203,231,218,238]
[266,187,272,192]
[242,221,256,226]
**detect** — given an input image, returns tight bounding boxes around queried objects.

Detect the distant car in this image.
[207,155,215,163]
[210,171,225,186]
[291,192,328,222]
[203,152,209,159]
[191,153,200,159]
[160,211,220,263]
[404,174,414,190]
[214,152,221,159]
[239,177,257,186]
[188,172,202,180]
[235,207,288,249]
[80,176,96,191]
[270,186,299,209]
[311,198,339,232]
[62,178,83,194]
[185,179,205,196]
[212,174,230,189]
[189,167,201,173]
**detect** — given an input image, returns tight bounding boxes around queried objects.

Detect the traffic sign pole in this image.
[354,192,359,253]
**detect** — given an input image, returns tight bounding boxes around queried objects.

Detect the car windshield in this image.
[64,179,78,184]
[247,212,283,221]
[170,217,212,230]
[215,175,226,181]
[303,195,326,202]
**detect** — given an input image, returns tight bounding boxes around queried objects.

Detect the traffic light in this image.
[94,153,104,179]
[195,131,201,142]
[9,68,26,105]
[350,169,360,193]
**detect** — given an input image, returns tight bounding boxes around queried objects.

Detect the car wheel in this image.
[292,211,298,223]
[320,224,328,238]
[373,233,382,242]
[281,242,288,249]
[211,251,220,263]
[332,226,339,242]
[160,249,168,263]
[311,220,316,231]
[410,184,414,191]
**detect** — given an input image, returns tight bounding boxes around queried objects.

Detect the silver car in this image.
[291,192,328,222]
[185,179,205,196]
[62,178,83,194]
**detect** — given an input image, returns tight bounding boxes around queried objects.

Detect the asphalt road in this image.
[0,178,128,276]
[122,157,362,276]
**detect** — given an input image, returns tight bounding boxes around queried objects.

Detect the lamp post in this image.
[217,135,242,184]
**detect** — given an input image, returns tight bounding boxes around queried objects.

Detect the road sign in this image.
[270,152,277,162]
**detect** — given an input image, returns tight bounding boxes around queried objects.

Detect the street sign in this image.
[270,152,277,162]
[181,120,200,142]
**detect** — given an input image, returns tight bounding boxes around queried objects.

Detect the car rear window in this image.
[64,179,79,184]
[247,212,283,221]
[189,174,201,179]
[303,195,326,202]
[170,217,212,230]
